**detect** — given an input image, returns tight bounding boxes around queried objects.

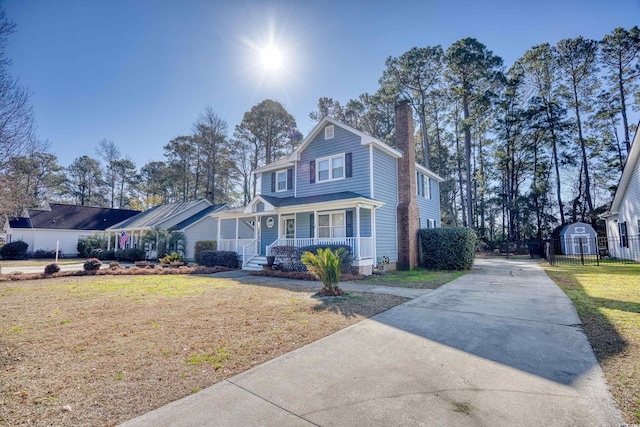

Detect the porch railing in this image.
[266,237,373,260]
[242,239,259,266]
[218,238,255,253]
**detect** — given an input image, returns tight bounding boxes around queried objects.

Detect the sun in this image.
[260,45,283,71]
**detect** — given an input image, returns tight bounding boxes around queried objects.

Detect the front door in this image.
[284,218,295,239]
[571,234,591,255]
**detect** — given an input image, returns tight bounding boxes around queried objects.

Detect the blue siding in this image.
[296,212,312,238]
[372,147,398,263]
[359,208,372,237]
[416,177,441,228]
[260,215,278,254]
[260,169,294,198]
[297,124,371,198]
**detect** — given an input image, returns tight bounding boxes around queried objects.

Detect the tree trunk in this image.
[463,93,473,227]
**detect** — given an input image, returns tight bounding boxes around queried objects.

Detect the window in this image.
[325,125,334,139]
[619,221,628,248]
[637,219,640,234]
[317,212,345,238]
[317,154,345,182]
[416,172,431,199]
[276,170,287,192]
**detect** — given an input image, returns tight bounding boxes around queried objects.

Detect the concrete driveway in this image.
[120,257,623,426]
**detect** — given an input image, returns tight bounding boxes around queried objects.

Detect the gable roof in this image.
[172,204,227,230]
[8,204,140,231]
[260,191,379,208]
[288,117,403,162]
[108,199,211,230]
[602,122,640,217]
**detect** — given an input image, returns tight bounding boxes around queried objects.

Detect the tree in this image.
[556,36,600,216]
[233,100,298,199]
[113,158,137,208]
[309,97,346,122]
[65,155,105,206]
[138,161,170,207]
[0,9,34,170]
[192,106,235,203]
[164,136,196,202]
[380,46,444,167]
[445,38,504,228]
[96,139,121,208]
[517,43,568,225]
[600,26,640,156]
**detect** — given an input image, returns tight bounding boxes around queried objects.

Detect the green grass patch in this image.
[186,348,229,369]
[357,268,465,289]
[0,258,85,267]
[543,263,640,424]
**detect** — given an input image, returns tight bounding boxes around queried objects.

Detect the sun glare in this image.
[260,45,283,71]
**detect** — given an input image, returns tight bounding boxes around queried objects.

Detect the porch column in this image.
[355,204,361,260]
[216,218,221,245]
[255,215,258,239]
[107,232,111,251]
[371,208,377,265]
[313,210,318,242]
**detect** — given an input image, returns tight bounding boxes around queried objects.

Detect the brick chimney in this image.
[395,99,419,270]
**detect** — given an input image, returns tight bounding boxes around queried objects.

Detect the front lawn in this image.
[543,263,640,423]
[356,267,465,288]
[0,274,406,426]
[0,258,86,268]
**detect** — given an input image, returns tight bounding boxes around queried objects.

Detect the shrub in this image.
[0,241,29,260]
[83,258,102,271]
[270,244,353,273]
[96,250,115,260]
[198,250,239,268]
[194,240,217,264]
[115,248,145,261]
[419,227,477,270]
[160,252,183,264]
[109,262,121,270]
[301,248,347,296]
[44,263,60,275]
[33,249,53,259]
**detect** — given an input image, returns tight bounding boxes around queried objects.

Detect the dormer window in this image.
[325,125,334,139]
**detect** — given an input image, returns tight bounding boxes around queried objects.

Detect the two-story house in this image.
[213,100,443,274]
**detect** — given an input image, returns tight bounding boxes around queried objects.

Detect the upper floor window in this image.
[317,154,344,182]
[325,125,334,139]
[416,172,430,199]
[276,170,287,192]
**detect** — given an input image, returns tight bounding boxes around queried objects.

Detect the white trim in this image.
[294,160,298,198]
[275,169,288,192]
[281,215,296,239]
[289,117,402,162]
[415,163,444,183]
[369,144,374,198]
[600,121,639,218]
[317,210,346,239]
[316,153,345,183]
[325,125,335,139]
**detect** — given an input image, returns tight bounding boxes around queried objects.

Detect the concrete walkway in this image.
[120,258,623,426]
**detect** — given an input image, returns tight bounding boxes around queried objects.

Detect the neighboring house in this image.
[4,203,140,256]
[212,100,443,274]
[106,199,226,260]
[600,122,640,262]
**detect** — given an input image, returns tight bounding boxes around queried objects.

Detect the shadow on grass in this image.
[548,265,640,364]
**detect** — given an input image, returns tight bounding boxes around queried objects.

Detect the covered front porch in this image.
[214,195,382,274]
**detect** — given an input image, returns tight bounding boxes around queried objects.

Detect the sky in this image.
[3,0,640,169]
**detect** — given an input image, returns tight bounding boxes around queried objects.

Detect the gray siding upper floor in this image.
[372,146,398,263]
[260,168,295,198]
[296,124,371,198]
[417,176,441,228]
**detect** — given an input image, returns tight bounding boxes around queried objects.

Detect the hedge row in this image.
[198,250,239,268]
[419,227,476,270]
[194,240,217,264]
[114,248,145,261]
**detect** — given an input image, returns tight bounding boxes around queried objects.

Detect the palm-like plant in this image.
[301,248,348,296]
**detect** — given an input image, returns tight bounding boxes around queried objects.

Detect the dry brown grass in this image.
[0,274,406,426]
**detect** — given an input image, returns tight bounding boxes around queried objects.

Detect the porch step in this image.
[242,256,267,271]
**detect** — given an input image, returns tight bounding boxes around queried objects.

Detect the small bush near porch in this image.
[270,244,353,273]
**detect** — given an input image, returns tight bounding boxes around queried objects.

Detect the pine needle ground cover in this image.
[0,275,406,426]
[543,263,640,423]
